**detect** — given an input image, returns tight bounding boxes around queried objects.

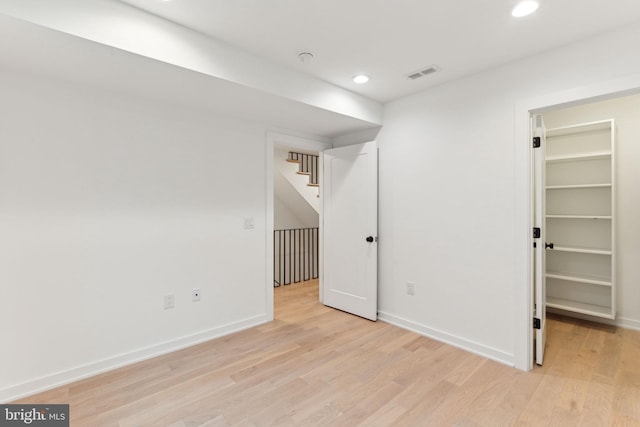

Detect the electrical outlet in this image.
[164,294,175,310]
[406,282,415,296]
[192,288,201,302]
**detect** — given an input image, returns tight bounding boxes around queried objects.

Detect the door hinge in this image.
[533,318,541,329]
[533,227,540,238]
[533,137,541,148]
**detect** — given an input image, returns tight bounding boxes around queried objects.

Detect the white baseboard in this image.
[377,311,515,367]
[0,314,269,403]
[617,316,640,330]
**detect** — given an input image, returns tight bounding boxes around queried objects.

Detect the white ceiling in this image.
[119,0,640,103]
[2,1,639,139]
[0,14,376,138]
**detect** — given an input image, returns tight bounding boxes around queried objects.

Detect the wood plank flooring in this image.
[14,279,640,426]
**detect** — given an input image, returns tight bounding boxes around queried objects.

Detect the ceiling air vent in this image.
[407,65,440,80]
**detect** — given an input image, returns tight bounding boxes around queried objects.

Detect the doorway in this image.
[266,133,380,323]
[533,93,640,364]
[516,79,640,370]
[266,132,331,321]
[273,145,321,295]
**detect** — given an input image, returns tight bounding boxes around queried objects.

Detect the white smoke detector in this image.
[298,52,314,63]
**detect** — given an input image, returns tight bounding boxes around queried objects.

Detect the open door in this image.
[533,114,547,365]
[322,141,378,321]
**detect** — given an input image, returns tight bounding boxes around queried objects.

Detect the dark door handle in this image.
[545,242,554,249]
[366,236,374,243]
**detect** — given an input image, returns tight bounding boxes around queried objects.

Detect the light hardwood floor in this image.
[14,279,640,426]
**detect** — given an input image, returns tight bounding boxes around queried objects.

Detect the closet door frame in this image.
[513,73,640,372]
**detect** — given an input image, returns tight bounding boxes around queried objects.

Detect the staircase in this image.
[274,150,321,287]
[275,149,320,214]
[287,151,319,187]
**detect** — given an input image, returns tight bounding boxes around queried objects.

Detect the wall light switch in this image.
[243,217,255,229]
[164,294,175,310]
[406,282,415,296]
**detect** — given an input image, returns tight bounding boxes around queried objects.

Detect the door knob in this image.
[366,236,374,243]
[545,242,554,249]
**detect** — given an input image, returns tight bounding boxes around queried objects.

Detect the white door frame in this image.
[265,132,332,321]
[513,73,640,371]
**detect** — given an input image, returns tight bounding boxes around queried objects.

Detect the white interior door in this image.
[533,114,547,365]
[322,141,378,321]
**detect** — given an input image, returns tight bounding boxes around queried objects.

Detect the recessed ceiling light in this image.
[353,74,370,84]
[512,0,539,17]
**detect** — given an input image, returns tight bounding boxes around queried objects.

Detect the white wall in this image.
[376,22,640,365]
[0,69,276,401]
[274,197,305,229]
[274,195,318,230]
[543,94,640,326]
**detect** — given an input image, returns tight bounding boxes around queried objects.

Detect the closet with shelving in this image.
[544,120,615,319]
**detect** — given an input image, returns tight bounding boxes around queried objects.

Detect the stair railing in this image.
[288,152,319,185]
[274,227,319,286]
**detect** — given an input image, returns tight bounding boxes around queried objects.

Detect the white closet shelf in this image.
[546,215,611,220]
[546,151,611,163]
[542,118,615,322]
[546,297,614,319]
[546,120,612,137]
[546,184,611,190]
[548,245,611,255]
[546,271,612,287]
